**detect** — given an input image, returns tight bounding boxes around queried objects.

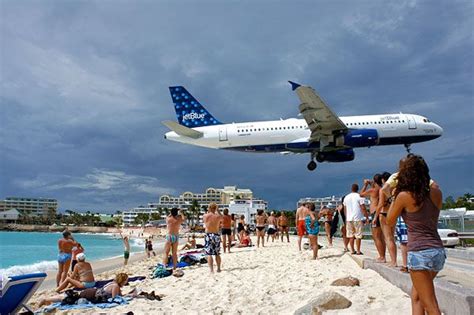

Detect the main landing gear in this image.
[307,152,318,171]
[404,143,412,153]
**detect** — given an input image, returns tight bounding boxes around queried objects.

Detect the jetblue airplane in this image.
[163,81,443,171]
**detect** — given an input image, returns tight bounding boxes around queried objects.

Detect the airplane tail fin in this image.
[169,86,222,127]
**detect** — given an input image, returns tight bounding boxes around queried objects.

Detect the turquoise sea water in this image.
[0,231,144,276]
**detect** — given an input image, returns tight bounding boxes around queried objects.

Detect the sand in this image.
[30,236,411,314]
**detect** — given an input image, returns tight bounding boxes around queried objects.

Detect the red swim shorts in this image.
[297,220,306,236]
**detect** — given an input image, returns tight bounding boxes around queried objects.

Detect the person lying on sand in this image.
[56,253,95,293]
[40,273,134,307]
[181,234,197,250]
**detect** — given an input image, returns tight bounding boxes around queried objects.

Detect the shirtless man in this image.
[56,253,95,292]
[221,209,232,253]
[57,231,77,287]
[203,203,223,272]
[266,212,278,243]
[120,233,130,266]
[163,208,185,269]
[278,211,290,242]
[295,204,308,251]
[255,210,267,248]
[360,174,386,263]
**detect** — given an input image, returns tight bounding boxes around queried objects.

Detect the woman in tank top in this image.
[387,155,444,315]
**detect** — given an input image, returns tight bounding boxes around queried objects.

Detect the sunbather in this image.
[56,253,95,292]
[181,234,197,250]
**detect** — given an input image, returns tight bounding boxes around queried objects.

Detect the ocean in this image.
[0,231,145,277]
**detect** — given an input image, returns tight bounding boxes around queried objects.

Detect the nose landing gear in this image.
[307,160,317,171]
[404,143,412,153]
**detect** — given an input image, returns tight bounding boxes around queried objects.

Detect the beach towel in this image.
[93,276,146,289]
[40,296,129,313]
[151,265,172,279]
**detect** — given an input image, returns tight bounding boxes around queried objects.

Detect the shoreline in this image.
[0,223,122,234]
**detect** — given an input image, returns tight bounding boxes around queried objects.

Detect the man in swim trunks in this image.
[120,233,130,266]
[221,208,232,253]
[57,230,77,287]
[278,211,290,242]
[163,207,186,269]
[203,203,223,272]
[255,209,267,248]
[266,211,278,243]
[295,203,309,251]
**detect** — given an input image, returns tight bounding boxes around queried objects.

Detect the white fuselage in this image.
[164,113,443,153]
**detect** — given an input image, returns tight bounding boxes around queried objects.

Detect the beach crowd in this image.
[39,154,445,315]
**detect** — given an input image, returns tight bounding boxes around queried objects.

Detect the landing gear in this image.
[307,160,317,171]
[307,152,318,171]
[316,153,325,163]
[404,143,412,153]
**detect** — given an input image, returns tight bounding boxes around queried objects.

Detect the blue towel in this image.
[40,296,129,313]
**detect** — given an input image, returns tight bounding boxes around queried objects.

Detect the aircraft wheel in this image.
[316,153,325,163]
[307,161,317,171]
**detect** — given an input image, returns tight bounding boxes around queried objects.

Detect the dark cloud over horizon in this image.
[1,1,473,212]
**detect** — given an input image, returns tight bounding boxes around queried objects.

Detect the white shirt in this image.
[343,192,365,221]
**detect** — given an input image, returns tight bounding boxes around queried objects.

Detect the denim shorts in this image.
[407,247,446,272]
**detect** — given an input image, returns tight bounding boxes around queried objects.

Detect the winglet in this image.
[288,81,301,91]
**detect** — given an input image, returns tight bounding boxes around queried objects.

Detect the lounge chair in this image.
[0,272,47,314]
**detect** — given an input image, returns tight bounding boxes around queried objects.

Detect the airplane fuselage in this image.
[164,113,443,153]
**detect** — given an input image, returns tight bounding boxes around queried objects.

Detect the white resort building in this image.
[0,197,58,217]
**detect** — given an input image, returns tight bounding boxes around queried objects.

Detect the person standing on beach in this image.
[303,203,320,259]
[57,230,77,287]
[221,209,232,253]
[120,233,130,266]
[344,184,369,255]
[255,210,267,248]
[295,204,308,251]
[203,203,223,273]
[319,205,334,247]
[278,211,290,242]
[237,215,245,242]
[333,199,349,251]
[387,155,445,315]
[163,207,185,269]
[360,174,386,263]
[266,212,277,243]
[147,238,156,257]
[377,171,398,267]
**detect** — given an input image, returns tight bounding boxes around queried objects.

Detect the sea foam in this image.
[0,260,57,278]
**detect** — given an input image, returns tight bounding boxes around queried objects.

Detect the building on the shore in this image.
[228,199,267,224]
[0,197,58,217]
[0,208,20,223]
[297,196,342,209]
[122,186,268,226]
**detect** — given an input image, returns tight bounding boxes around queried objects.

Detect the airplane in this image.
[163,81,443,171]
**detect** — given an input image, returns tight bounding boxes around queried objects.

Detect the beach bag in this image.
[152,265,172,279]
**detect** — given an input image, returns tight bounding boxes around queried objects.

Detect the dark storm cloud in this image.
[1,0,472,212]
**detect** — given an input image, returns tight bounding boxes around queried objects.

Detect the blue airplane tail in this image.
[169,86,222,127]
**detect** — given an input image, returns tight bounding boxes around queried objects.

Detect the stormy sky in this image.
[1,1,473,212]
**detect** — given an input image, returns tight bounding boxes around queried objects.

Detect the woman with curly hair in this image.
[387,155,445,315]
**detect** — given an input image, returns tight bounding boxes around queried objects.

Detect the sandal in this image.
[400,266,409,273]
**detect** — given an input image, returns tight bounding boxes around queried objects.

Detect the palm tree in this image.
[189,200,200,227]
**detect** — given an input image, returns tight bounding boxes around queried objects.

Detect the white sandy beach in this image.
[31,236,411,314]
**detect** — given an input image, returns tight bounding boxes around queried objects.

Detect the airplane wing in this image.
[162,120,203,139]
[289,81,348,143]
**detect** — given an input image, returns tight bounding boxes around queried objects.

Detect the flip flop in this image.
[356,252,364,255]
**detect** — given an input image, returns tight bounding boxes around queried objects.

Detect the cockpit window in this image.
[423,118,431,122]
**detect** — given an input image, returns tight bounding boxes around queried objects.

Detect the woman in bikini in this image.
[56,230,77,287]
[56,253,95,292]
[255,210,267,248]
[319,205,334,247]
[304,203,320,259]
[378,171,398,267]
[237,215,245,242]
[221,209,232,253]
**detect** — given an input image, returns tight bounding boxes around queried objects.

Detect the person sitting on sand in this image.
[181,234,197,250]
[236,230,252,248]
[40,273,132,307]
[163,208,185,269]
[71,243,84,272]
[303,203,320,259]
[57,230,77,287]
[120,233,130,266]
[56,253,95,292]
[203,203,223,273]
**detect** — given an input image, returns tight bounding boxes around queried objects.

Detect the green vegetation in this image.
[442,193,473,210]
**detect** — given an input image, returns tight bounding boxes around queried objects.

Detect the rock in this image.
[295,291,352,314]
[331,276,360,287]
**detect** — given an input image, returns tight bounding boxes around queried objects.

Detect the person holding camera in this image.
[163,208,186,269]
